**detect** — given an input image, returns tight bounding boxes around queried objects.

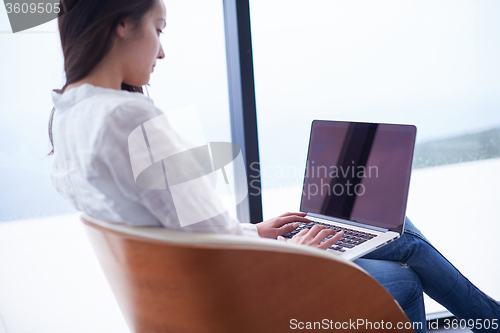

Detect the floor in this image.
[0,214,130,333]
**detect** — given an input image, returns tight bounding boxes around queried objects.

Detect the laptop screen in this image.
[300,120,416,232]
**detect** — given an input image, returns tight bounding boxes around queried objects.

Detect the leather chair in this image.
[81,213,413,333]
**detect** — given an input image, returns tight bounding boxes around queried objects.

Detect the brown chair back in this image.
[81,214,413,333]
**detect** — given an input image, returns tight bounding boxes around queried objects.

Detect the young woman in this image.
[48,0,500,331]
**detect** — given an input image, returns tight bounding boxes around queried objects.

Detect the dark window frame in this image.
[223,0,263,224]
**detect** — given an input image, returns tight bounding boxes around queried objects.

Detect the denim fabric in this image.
[354,258,426,332]
[358,217,500,333]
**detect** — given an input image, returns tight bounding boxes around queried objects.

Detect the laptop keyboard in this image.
[282,221,376,252]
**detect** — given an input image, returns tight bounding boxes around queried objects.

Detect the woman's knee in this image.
[354,259,423,309]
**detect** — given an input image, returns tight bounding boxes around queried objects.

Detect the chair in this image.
[81,213,413,333]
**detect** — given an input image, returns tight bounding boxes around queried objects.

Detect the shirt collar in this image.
[51,83,154,112]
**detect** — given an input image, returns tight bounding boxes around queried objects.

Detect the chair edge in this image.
[80,213,361,269]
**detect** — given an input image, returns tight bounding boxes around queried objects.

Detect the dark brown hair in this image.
[47,0,157,155]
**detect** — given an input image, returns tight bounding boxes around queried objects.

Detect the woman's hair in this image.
[47,0,158,155]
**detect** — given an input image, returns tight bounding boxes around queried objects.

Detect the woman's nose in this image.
[158,43,165,59]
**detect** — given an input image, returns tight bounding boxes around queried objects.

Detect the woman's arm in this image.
[93,102,249,235]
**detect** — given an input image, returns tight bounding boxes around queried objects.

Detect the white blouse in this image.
[50,83,259,237]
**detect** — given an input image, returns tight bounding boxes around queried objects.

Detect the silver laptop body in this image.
[298,120,416,261]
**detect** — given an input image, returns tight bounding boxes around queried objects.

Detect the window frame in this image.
[223,0,263,224]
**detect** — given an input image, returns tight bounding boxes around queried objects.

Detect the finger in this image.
[289,228,309,242]
[277,236,287,242]
[303,225,326,240]
[318,231,344,250]
[273,215,311,226]
[280,214,310,222]
[279,212,294,217]
[279,212,307,217]
[312,228,336,243]
[297,228,309,235]
[277,222,299,236]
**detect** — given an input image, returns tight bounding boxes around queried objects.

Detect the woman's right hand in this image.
[278,225,344,251]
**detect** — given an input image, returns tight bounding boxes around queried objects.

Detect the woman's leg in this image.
[362,217,500,333]
[354,258,426,333]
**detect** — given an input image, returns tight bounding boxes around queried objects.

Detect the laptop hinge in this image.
[306,213,389,233]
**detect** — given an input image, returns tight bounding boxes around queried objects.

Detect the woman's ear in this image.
[116,21,127,39]
[116,17,134,39]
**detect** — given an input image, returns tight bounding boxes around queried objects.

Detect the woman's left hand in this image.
[255,212,311,239]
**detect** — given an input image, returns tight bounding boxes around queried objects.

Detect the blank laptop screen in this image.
[300,120,416,232]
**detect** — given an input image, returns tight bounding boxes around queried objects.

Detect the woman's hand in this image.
[278,225,344,251]
[255,212,311,239]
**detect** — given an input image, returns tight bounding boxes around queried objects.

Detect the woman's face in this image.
[121,0,167,87]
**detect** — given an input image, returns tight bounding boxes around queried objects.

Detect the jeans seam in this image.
[404,228,431,244]
[404,228,463,278]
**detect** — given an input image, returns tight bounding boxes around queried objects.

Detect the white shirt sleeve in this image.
[240,223,260,237]
[92,101,261,237]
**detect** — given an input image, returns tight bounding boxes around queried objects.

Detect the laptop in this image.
[283,120,416,261]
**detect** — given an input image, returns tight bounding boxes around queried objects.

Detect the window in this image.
[0,16,70,221]
[250,0,500,315]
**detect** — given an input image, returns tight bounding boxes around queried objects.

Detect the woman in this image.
[48,0,500,331]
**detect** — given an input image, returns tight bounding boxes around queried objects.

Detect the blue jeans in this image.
[354,217,500,333]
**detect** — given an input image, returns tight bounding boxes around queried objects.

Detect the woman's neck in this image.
[65,58,124,93]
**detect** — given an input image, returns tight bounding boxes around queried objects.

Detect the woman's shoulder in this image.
[102,96,164,136]
[51,84,166,156]
[105,86,161,116]
[53,83,160,113]
[53,83,163,129]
